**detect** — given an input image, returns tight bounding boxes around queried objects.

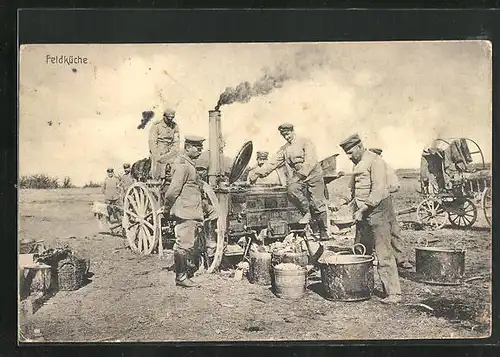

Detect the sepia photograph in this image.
[18,41,492,342]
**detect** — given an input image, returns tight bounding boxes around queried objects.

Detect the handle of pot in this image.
[352,243,366,256]
[454,240,466,252]
[417,236,429,247]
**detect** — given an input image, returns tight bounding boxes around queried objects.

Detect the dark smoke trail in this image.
[137,110,155,129]
[214,46,330,110]
[215,68,291,110]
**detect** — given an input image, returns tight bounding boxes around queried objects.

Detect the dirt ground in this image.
[18,176,492,342]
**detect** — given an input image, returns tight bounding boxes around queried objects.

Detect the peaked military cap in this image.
[278,123,294,132]
[369,148,383,156]
[185,135,206,145]
[256,151,269,159]
[123,163,131,168]
[339,133,362,152]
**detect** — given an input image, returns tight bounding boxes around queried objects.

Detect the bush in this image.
[62,176,75,188]
[19,174,60,189]
[83,181,102,188]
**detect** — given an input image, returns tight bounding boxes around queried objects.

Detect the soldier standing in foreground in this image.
[101,168,121,221]
[248,123,329,240]
[161,135,205,288]
[340,135,401,304]
[148,108,180,180]
[369,148,413,270]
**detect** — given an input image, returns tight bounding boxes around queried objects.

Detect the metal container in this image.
[415,242,466,285]
[273,264,307,299]
[318,245,374,302]
[248,251,272,286]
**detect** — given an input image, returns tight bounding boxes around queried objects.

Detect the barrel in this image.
[318,253,374,301]
[415,246,465,285]
[272,250,308,267]
[248,251,272,285]
[273,263,307,299]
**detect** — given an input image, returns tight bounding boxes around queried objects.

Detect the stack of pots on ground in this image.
[415,238,466,285]
[317,243,375,302]
[248,250,272,285]
[273,263,308,299]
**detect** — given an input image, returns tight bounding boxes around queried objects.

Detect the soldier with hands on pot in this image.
[340,134,402,304]
[369,148,413,270]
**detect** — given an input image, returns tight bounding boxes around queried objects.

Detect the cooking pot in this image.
[415,237,466,285]
[318,243,374,301]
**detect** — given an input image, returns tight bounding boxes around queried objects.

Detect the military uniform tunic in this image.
[148,120,180,179]
[101,176,121,202]
[119,173,136,193]
[253,136,326,215]
[163,153,203,253]
[350,150,401,297]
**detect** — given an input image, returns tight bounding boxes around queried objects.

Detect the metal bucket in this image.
[318,244,375,301]
[273,264,307,299]
[415,240,466,285]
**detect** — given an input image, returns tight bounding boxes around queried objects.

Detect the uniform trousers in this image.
[386,197,407,265]
[287,173,327,216]
[355,197,401,296]
[173,219,203,254]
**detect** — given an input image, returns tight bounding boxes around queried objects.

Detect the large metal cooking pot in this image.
[318,243,375,302]
[415,238,466,285]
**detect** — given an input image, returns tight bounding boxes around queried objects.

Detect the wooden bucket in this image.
[273,263,307,299]
[248,251,272,285]
[19,263,52,299]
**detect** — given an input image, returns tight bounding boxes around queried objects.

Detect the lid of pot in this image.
[228,141,253,184]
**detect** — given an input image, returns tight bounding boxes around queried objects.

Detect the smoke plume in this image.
[137,110,155,129]
[214,47,330,110]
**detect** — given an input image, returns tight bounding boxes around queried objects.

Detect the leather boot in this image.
[174,251,198,288]
[317,211,330,241]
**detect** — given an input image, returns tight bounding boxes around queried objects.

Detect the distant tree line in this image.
[19,174,102,189]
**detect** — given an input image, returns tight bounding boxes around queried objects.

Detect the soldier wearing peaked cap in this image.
[149,108,180,180]
[340,133,402,304]
[249,123,329,240]
[102,168,121,221]
[119,163,136,196]
[162,135,207,288]
[246,151,282,185]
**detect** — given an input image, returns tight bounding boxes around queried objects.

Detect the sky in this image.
[19,41,492,187]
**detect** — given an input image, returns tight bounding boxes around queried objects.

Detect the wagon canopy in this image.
[420,138,489,191]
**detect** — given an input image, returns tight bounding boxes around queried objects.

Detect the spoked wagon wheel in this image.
[482,186,492,227]
[122,182,160,255]
[196,182,226,274]
[447,198,477,228]
[417,197,448,230]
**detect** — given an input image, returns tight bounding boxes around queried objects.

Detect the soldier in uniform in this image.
[161,135,206,288]
[101,168,121,221]
[369,148,413,270]
[148,108,180,180]
[119,163,136,196]
[247,151,282,185]
[340,134,401,304]
[248,123,329,240]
